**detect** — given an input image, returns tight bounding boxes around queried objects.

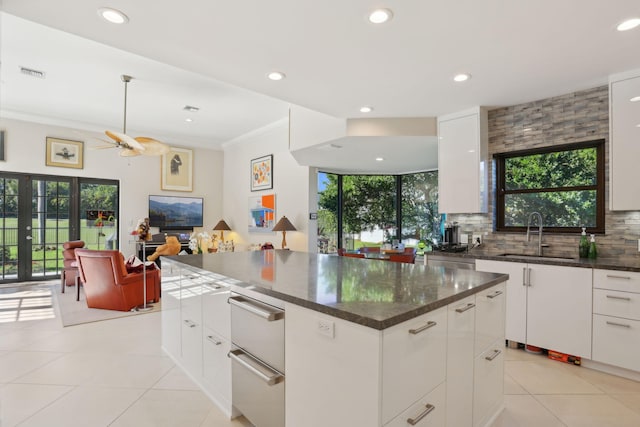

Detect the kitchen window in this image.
[495,139,605,233]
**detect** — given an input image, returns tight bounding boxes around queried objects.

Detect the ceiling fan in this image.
[97,75,170,157]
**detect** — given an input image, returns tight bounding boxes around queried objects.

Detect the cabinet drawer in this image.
[594,269,640,293]
[382,307,447,424]
[203,327,232,407]
[385,381,446,427]
[592,314,640,372]
[475,283,506,357]
[593,289,640,321]
[473,341,504,427]
[202,284,231,339]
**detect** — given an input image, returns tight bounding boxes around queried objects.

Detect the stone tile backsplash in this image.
[448,85,640,263]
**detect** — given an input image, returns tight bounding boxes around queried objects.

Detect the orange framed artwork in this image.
[251,154,273,191]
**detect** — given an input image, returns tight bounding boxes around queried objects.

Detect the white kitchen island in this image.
[162,251,508,427]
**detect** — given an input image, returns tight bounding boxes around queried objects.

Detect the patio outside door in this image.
[0,173,76,284]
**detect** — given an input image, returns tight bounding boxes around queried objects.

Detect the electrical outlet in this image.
[317,319,335,338]
[473,234,482,245]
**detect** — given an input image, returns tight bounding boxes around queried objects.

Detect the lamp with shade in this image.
[272,216,296,249]
[213,219,232,241]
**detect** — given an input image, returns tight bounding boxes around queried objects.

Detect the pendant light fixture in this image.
[103,75,170,157]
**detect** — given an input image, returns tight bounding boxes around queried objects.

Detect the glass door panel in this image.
[30,178,71,281]
[0,177,20,281]
[79,181,119,250]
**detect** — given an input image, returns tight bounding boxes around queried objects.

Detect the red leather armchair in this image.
[61,240,85,293]
[75,249,161,311]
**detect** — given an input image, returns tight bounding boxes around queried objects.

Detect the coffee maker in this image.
[443,222,460,246]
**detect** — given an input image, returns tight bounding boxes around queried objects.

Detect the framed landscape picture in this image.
[45,137,84,169]
[161,147,193,192]
[251,154,273,191]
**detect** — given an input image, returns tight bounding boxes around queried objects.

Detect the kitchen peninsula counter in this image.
[168,250,508,330]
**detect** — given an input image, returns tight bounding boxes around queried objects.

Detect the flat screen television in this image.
[148,195,203,231]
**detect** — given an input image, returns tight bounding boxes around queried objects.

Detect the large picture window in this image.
[495,140,604,233]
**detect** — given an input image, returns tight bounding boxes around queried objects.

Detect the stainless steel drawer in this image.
[229,294,285,373]
[230,348,285,427]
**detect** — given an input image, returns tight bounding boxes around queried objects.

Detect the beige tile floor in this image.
[2,284,640,426]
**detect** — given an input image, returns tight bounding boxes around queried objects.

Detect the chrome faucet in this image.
[526,212,549,256]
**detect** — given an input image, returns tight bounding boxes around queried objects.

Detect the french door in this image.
[0,172,118,284]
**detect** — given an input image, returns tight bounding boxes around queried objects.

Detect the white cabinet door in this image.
[476,260,526,344]
[202,282,231,340]
[473,340,504,427]
[438,107,488,214]
[527,264,592,358]
[592,314,640,372]
[446,295,476,427]
[610,73,640,210]
[202,327,232,411]
[181,273,203,376]
[382,307,448,424]
[475,283,506,357]
[386,381,446,427]
[160,260,181,358]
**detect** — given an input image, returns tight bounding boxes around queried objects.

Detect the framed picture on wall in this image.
[45,137,84,169]
[161,147,193,192]
[251,154,273,191]
[248,193,275,232]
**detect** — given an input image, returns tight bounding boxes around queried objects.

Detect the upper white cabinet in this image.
[438,107,488,214]
[609,70,640,211]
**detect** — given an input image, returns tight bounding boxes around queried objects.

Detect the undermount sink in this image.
[497,253,579,263]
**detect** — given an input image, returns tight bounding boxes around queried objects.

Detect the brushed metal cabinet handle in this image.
[522,267,526,286]
[229,349,284,386]
[606,295,631,301]
[485,349,502,361]
[487,290,503,299]
[606,274,631,280]
[228,296,284,321]
[409,321,437,335]
[206,335,222,345]
[455,302,476,313]
[606,321,631,328]
[183,319,197,328]
[527,267,532,287]
[407,403,435,425]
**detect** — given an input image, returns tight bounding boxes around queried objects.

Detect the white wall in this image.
[0,118,224,257]
[222,118,311,252]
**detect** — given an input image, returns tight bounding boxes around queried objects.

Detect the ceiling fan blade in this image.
[119,148,143,157]
[136,137,171,156]
[106,130,146,151]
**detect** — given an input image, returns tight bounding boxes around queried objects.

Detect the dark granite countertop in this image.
[166,251,508,330]
[425,249,640,272]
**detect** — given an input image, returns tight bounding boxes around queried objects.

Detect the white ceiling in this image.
[2,1,640,171]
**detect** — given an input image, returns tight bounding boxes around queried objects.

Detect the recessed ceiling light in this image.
[360,106,373,113]
[185,118,193,123]
[617,18,640,31]
[453,73,471,82]
[97,7,129,24]
[369,9,393,24]
[376,157,384,162]
[267,71,286,81]
[630,96,640,102]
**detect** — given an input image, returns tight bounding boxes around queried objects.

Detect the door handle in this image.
[409,321,437,335]
[229,349,284,386]
[26,236,33,240]
[407,403,435,425]
[228,295,284,321]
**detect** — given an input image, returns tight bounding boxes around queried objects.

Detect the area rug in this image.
[53,281,161,327]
